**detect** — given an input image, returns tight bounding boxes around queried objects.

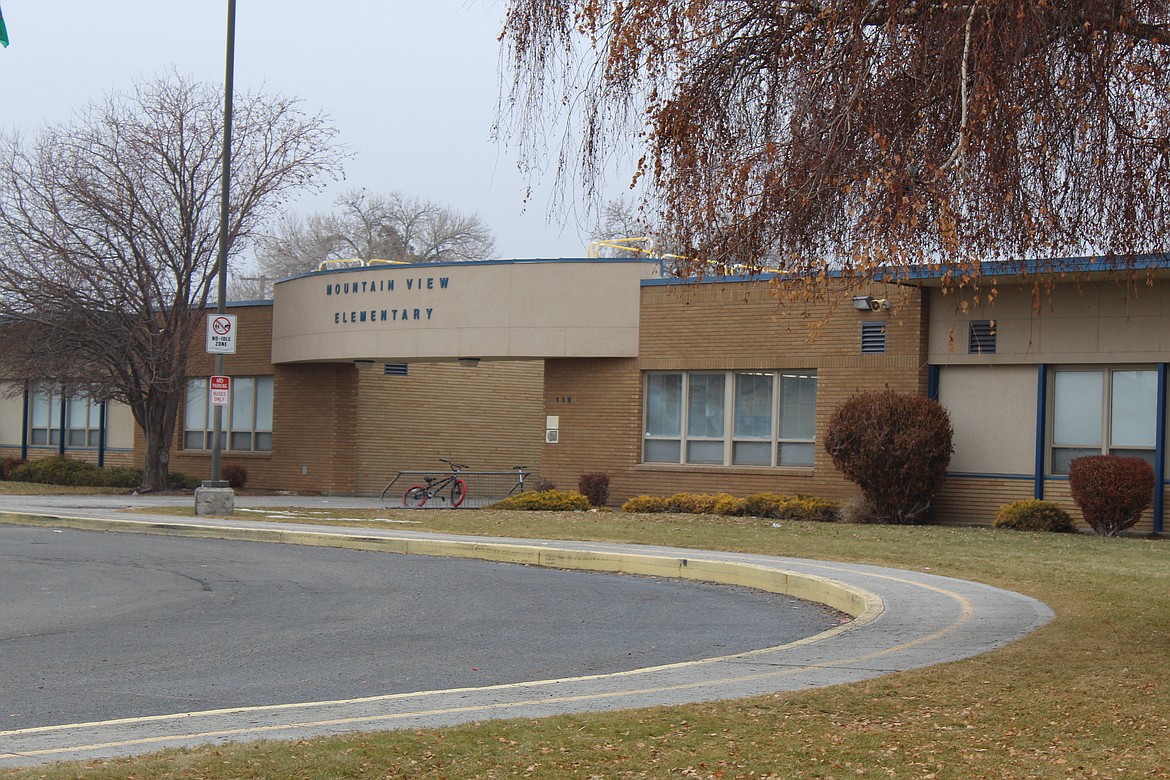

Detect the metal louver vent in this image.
[383,363,409,376]
[969,320,996,354]
[861,322,887,354]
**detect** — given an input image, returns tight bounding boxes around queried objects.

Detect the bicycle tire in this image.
[450,478,467,508]
[403,485,429,508]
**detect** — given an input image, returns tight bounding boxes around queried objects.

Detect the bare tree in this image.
[0,73,345,490]
[500,1,1170,288]
[251,188,497,284]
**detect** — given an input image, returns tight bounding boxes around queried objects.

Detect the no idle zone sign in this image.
[206,314,237,354]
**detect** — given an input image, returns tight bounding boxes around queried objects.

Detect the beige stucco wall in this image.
[271,259,661,364]
[929,282,1170,364]
[938,364,1036,475]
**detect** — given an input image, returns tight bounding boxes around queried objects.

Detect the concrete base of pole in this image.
[195,484,235,516]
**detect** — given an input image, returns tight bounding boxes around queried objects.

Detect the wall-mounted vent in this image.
[383,363,409,376]
[968,320,996,354]
[861,322,887,354]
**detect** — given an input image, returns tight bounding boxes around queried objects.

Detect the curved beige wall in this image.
[271,259,660,364]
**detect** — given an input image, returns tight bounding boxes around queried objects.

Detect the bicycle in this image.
[401,459,468,508]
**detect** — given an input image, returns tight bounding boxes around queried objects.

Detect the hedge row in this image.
[4,456,201,490]
[621,492,839,522]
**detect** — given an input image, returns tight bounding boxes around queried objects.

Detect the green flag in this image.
[0,3,8,48]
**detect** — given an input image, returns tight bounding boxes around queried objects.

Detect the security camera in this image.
[869,298,889,312]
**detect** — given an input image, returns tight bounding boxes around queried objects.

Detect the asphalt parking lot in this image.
[0,495,1054,766]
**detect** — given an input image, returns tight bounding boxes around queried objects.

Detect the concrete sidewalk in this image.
[0,494,1054,766]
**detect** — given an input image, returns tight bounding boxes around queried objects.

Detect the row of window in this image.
[183,376,274,452]
[28,388,104,447]
[643,370,818,467]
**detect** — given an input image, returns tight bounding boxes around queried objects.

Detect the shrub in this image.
[1068,455,1155,536]
[2,456,24,480]
[577,472,610,507]
[994,500,1076,533]
[489,489,592,511]
[713,494,749,516]
[8,456,102,486]
[773,495,840,523]
[824,390,953,524]
[168,471,203,490]
[621,495,670,513]
[664,492,730,514]
[222,464,249,490]
[530,476,557,492]
[99,467,144,488]
[838,496,880,524]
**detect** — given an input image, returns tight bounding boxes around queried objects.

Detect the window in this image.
[643,370,817,467]
[29,386,103,447]
[1050,368,1156,473]
[969,320,996,354]
[184,376,274,452]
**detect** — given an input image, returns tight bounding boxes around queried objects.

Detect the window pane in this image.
[732,441,771,466]
[687,373,725,438]
[644,439,681,463]
[31,430,47,445]
[230,431,253,451]
[185,379,208,430]
[68,430,86,447]
[255,377,274,431]
[68,395,88,430]
[1111,370,1157,447]
[686,439,724,464]
[645,374,682,437]
[88,399,102,428]
[30,388,50,428]
[1109,448,1156,468]
[734,373,773,438]
[779,441,815,467]
[231,377,256,431]
[183,431,204,450]
[780,373,817,440]
[1051,447,1101,474]
[255,431,273,452]
[1052,371,1103,446]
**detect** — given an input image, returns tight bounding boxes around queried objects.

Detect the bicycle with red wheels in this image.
[401,459,468,508]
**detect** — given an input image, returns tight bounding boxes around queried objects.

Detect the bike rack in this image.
[381,469,531,509]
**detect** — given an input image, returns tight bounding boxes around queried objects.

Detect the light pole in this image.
[196,0,236,515]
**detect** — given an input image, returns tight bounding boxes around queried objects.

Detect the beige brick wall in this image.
[165,304,544,494]
[541,280,929,505]
[352,361,544,496]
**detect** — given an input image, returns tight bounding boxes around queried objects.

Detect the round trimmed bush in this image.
[824,390,953,524]
[993,500,1075,533]
[1068,455,1155,536]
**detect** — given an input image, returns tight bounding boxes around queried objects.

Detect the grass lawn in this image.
[2,505,1168,779]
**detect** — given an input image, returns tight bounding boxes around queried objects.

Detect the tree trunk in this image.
[135,387,181,493]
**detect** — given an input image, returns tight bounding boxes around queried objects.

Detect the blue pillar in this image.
[98,401,107,469]
[927,365,940,401]
[1034,364,1047,500]
[57,388,66,458]
[1155,364,1166,534]
[20,381,29,462]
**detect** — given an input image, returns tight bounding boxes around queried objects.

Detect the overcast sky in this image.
[1,1,617,261]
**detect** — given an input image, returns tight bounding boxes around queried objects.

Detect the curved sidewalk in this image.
[0,497,1054,766]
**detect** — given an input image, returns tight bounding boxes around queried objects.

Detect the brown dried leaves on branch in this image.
[501,1,1170,286]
